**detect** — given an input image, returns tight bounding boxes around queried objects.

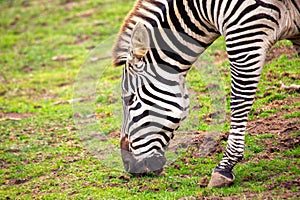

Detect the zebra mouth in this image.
[120,136,166,175]
[121,148,166,175]
[120,134,166,175]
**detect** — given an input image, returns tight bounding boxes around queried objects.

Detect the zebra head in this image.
[113,23,190,175]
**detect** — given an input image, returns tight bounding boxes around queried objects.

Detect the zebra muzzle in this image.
[120,135,166,175]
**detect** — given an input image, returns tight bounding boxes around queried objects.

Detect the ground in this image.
[0,0,299,199]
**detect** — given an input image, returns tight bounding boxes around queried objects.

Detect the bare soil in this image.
[0,112,36,121]
[265,45,298,63]
[248,98,300,152]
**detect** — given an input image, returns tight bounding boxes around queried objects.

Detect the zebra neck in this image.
[112,0,219,67]
[279,0,300,39]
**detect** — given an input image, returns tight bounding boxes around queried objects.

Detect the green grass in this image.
[1,0,299,199]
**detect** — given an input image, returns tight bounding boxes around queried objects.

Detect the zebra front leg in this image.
[208,46,267,187]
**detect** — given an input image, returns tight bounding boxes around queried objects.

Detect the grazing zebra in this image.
[112,0,300,187]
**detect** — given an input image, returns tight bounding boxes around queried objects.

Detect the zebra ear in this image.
[130,23,150,59]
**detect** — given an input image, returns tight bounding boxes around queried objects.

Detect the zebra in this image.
[112,0,300,187]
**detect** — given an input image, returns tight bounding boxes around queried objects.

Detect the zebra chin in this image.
[120,135,166,176]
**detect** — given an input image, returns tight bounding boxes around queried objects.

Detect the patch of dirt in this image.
[251,98,299,118]
[190,131,228,157]
[107,130,121,139]
[0,112,36,121]
[266,45,298,63]
[247,98,300,155]
[212,50,228,66]
[75,35,92,45]
[180,98,299,160]
[174,97,299,199]
[195,190,300,200]
[57,82,73,87]
[7,177,32,186]
[19,65,34,73]
[267,177,300,190]
[281,72,300,80]
[118,174,131,181]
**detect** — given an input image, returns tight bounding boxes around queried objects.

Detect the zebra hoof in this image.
[208,171,235,188]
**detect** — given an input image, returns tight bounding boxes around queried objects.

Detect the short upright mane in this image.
[112,1,144,66]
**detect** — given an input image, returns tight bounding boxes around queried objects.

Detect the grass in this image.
[0,0,299,199]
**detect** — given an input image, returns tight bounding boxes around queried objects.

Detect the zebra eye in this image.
[123,94,135,106]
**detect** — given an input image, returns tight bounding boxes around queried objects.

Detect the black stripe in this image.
[129,121,174,136]
[139,2,164,23]
[129,102,142,112]
[140,82,183,110]
[231,60,261,72]
[224,0,232,17]
[131,138,166,150]
[256,0,282,18]
[229,53,260,62]
[132,131,171,144]
[226,38,263,48]
[226,31,267,42]
[134,145,161,157]
[224,150,235,160]
[230,118,250,124]
[230,53,255,63]
[231,82,258,94]
[226,3,259,29]
[226,24,274,36]
[210,0,216,24]
[231,107,252,117]
[143,77,183,98]
[291,0,300,14]
[138,17,196,64]
[131,109,180,124]
[145,55,180,85]
[231,85,258,95]
[137,88,172,112]
[131,110,148,123]
[294,21,300,33]
[241,13,279,26]
[149,48,189,73]
[169,0,212,47]
[231,71,261,80]
[223,0,244,26]
[175,0,215,50]
[127,72,136,93]
[177,0,206,37]
[227,46,261,57]
[216,0,224,28]
[202,0,209,21]
[122,69,128,92]
[188,0,219,34]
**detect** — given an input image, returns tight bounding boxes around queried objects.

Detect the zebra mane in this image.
[112,0,148,66]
